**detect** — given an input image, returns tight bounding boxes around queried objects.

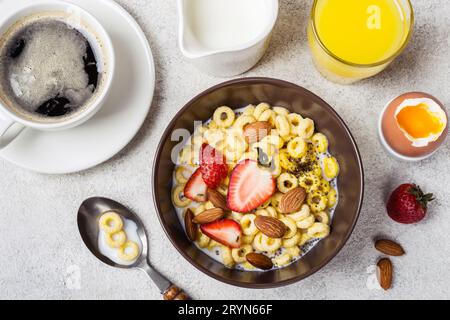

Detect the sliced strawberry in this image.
[227,159,276,213]
[200,144,228,189]
[200,219,242,248]
[183,168,208,202]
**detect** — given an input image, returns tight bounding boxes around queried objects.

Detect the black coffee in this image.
[0,17,101,119]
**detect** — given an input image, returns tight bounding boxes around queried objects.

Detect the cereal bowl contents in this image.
[171,103,340,271]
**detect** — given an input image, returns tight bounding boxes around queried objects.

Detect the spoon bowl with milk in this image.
[178,0,279,77]
[77,197,190,300]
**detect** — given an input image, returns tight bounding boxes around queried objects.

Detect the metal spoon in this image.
[77,197,190,300]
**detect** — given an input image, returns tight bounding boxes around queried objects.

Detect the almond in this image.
[243,121,272,143]
[246,252,273,270]
[375,239,405,256]
[184,209,197,242]
[377,258,393,291]
[254,216,287,239]
[193,208,224,224]
[279,187,307,213]
[207,189,228,211]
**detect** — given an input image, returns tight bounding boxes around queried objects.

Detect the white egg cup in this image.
[378,98,437,162]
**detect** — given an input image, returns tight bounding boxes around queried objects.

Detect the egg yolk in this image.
[396,104,444,139]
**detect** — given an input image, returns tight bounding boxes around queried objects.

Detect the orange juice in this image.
[308,0,413,83]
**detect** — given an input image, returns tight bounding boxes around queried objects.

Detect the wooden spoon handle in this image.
[163,285,191,300]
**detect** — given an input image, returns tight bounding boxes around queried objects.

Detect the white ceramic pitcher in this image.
[177,0,279,77]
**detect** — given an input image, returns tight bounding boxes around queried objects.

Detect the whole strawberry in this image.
[200,143,228,189]
[387,184,434,224]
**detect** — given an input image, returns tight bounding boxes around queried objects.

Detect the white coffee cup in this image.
[0,1,115,149]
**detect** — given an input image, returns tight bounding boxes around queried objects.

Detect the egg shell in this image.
[381,92,448,158]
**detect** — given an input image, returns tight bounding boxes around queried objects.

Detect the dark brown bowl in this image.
[152,78,364,288]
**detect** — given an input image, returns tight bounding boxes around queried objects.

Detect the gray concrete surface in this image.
[1,0,450,300]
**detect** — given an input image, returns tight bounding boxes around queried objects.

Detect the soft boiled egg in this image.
[395,98,447,147]
[380,92,448,159]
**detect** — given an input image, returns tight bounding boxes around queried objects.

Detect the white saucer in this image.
[0,0,155,174]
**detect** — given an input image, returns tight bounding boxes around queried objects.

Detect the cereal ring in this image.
[204,128,226,148]
[225,129,248,153]
[225,148,245,162]
[253,103,270,119]
[307,192,328,213]
[282,231,301,248]
[240,214,259,236]
[307,223,330,239]
[323,156,340,179]
[287,204,311,222]
[280,217,297,239]
[286,246,301,258]
[328,188,337,208]
[208,240,220,250]
[318,179,331,194]
[105,230,127,248]
[178,145,192,166]
[234,115,256,132]
[271,192,284,212]
[296,214,315,229]
[261,235,282,253]
[99,212,124,234]
[287,137,308,159]
[258,109,276,127]
[231,245,253,263]
[298,232,311,246]
[243,104,256,116]
[175,166,191,184]
[312,133,329,153]
[229,211,244,221]
[279,149,295,171]
[255,208,269,217]
[266,206,278,218]
[242,234,255,245]
[258,198,272,209]
[118,241,140,262]
[273,106,290,116]
[297,118,315,139]
[222,246,235,267]
[315,211,330,225]
[275,115,291,137]
[197,230,210,248]
[214,106,236,128]
[287,113,303,134]
[277,173,298,193]
[272,253,291,267]
[252,233,265,251]
[298,172,321,192]
[172,185,191,208]
[261,134,284,149]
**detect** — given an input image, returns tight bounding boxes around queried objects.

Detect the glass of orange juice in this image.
[308,0,414,84]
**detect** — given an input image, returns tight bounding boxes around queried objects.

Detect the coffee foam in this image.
[0,12,107,123]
